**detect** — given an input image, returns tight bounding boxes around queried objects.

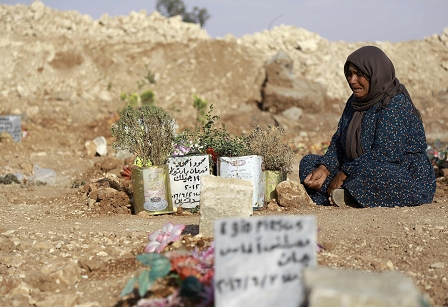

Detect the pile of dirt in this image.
[1,1,447,140]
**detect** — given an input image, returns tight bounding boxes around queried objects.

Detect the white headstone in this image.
[214,215,317,307]
[199,175,253,238]
[168,155,210,208]
[0,115,21,142]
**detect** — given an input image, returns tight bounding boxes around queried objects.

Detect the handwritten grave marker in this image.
[0,115,21,142]
[168,155,210,208]
[214,215,317,307]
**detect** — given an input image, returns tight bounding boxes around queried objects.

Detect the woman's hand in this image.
[303,165,330,190]
[327,171,347,196]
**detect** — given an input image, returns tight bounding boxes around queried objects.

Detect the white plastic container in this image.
[217,155,266,209]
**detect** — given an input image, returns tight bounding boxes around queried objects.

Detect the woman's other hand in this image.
[303,165,330,190]
[327,171,347,196]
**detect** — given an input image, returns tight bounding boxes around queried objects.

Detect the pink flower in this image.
[144,222,186,253]
[137,289,183,307]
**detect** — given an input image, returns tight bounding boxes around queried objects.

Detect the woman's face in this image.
[345,63,370,99]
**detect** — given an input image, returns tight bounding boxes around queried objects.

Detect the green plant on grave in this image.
[246,124,294,173]
[111,104,175,166]
[176,104,250,158]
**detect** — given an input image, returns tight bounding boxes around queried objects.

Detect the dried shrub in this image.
[111,105,175,166]
[247,124,294,173]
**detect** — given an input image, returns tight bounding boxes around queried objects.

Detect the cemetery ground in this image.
[0,115,447,307]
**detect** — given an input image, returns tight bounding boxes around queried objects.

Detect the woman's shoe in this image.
[331,189,359,207]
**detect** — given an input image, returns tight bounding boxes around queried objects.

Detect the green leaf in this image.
[149,257,172,278]
[136,253,168,266]
[120,277,137,297]
[138,270,152,297]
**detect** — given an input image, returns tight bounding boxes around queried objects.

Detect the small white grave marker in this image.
[168,155,210,208]
[0,115,21,142]
[214,215,317,307]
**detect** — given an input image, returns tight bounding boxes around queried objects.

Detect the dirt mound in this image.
[1,1,447,141]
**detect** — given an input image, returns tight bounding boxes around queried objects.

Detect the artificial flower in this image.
[168,254,202,280]
[206,148,217,164]
[137,289,183,307]
[144,222,186,253]
[120,165,132,180]
[172,143,191,156]
[198,279,215,307]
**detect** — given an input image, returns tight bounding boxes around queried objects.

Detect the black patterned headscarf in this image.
[344,46,421,161]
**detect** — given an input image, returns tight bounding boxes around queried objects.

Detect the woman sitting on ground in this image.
[299,46,436,208]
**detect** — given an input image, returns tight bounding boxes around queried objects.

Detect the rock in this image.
[282,106,303,121]
[35,294,78,307]
[266,198,282,211]
[29,0,45,13]
[260,51,326,113]
[413,225,424,233]
[25,270,59,292]
[276,180,315,208]
[0,255,25,267]
[39,260,82,287]
[98,91,112,102]
[199,175,253,237]
[0,236,15,253]
[95,157,118,172]
[430,262,445,268]
[84,140,97,157]
[33,241,55,250]
[93,136,108,156]
[19,162,34,174]
[138,211,150,218]
[304,267,424,307]
[0,131,13,142]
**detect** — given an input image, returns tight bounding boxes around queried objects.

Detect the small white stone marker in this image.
[214,215,317,307]
[0,115,22,142]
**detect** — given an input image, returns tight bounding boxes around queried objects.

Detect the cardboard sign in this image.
[0,115,21,142]
[168,155,210,208]
[214,215,317,307]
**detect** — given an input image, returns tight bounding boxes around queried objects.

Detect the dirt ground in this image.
[0,111,447,307]
[0,4,447,306]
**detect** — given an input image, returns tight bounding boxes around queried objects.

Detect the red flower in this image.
[206,148,217,164]
[120,165,132,180]
[170,255,202,280]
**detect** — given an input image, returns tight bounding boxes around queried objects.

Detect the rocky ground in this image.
[0,2,447,307]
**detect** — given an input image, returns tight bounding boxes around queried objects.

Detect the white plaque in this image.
[168,155,210,208]
[214,215,317,307]
[0,115,21,142]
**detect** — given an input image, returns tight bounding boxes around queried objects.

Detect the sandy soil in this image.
[0,114,447,307]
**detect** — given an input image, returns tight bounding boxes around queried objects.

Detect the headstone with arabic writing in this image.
[168,155,210,208]
[0,115,21,142]
[214,215,316,307]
